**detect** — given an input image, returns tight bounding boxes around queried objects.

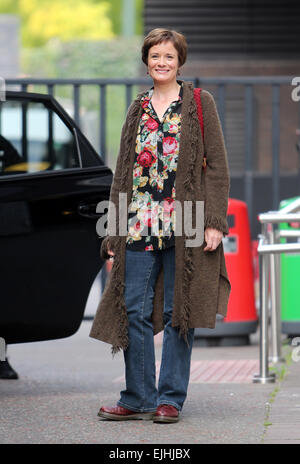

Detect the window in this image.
[0,99,80,175]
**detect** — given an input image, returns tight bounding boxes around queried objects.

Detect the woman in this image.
[90,28,231,423]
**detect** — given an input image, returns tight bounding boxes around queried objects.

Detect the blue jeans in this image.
[117,247,194,413]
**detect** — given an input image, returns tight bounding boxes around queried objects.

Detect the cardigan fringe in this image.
[179,90,200,343]
[110,99,141,355]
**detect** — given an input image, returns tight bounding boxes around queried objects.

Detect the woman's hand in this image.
[107,240,115,259]
[107,248,115,259]
[100,237,115,261]
[203,228,223,252]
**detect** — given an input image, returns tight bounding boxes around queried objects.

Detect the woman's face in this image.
[147,40,179,85]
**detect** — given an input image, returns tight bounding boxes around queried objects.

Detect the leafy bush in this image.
[21,37,143,166]
[0,0,114,47]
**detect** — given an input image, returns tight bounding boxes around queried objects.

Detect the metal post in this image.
[125,84,132,110]
[253,237,276,383]
[73,84,80,127]
[275,251,282,353]
[268,224,284,363]
[47,84,54,168]
[21,100,28,161]
[99,84,107,164]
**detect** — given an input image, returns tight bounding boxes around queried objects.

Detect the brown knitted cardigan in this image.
[89,80,231,355]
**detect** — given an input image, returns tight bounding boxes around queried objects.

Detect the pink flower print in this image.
[137,149,157,168]
[140,209,152,228]
[146,117,159,131]
[163,197,175,214]
[163,136,178,155]
[134,220,141,232]
[168,123,178,133]
[142,98,150,109]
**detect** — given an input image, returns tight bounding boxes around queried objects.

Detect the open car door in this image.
[0,91,112,344]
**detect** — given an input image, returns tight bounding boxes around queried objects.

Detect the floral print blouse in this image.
[126,83,183,251]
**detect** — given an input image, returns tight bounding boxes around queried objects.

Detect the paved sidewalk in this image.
[0,321,298,444]
[262,343,300,444]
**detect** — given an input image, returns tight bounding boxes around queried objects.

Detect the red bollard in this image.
[224,199,257,325]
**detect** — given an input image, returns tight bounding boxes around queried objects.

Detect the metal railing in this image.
[253,198,300,383]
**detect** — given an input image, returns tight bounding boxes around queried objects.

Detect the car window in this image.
[0,99,80,175]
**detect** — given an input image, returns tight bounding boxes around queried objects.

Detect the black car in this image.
[0,91,113,344]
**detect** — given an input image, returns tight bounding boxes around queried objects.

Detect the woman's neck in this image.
[152,80,181,101]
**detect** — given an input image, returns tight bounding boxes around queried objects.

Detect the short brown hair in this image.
[141,28,187,67]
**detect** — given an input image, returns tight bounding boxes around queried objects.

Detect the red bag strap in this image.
[193,87,204,141]
[193,87,207,169]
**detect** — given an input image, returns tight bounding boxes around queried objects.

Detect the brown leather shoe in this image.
[153,404,179,423]
[98,405,155,421]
